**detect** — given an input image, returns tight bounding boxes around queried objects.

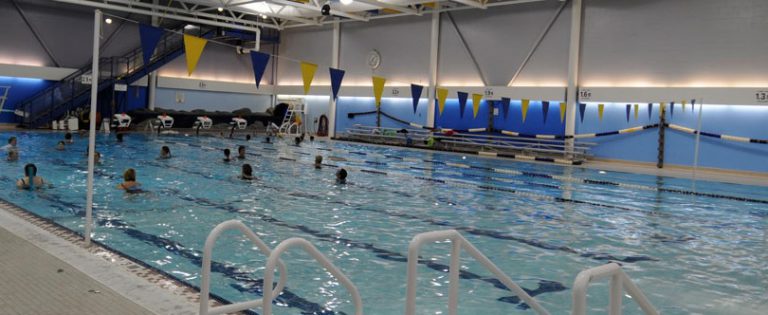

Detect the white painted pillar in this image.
[85,9,102,247]
[328,21,340,138]
[147,71,157,111]
[254,28,261,52]
[565,0,583,155]
[426,5,441,128]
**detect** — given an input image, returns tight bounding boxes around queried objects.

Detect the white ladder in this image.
[198,220,362,315]
[405,230,551,315]
[572,263,659,315]
[0,86,11,113]
[278,100,305,136]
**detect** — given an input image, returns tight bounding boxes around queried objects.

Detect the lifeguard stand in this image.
[277,99,306,137]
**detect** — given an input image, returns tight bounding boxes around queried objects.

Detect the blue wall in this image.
[433,99,490,131]
[0,77,53,123]
[335,97,428,133]
[154,88,272,112]
[577,102,768,173]
[490,100,565,135]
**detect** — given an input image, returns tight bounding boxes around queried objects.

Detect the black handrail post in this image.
[657,104,667,169]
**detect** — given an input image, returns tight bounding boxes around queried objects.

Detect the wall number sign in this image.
[484,88,494,97]
[579,89,592,100]
[391,88,400,96]
[756,91,768,103]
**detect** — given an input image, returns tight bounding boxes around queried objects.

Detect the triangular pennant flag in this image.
[249,51,270,89]
[502,97,511,119]
[559,102,566,123]
[372,76,386,107]
[300,62,318,94]
[660,102,666,118]
[681,99,686,112]
[634,104,639,120]
[472,93,482,119]
[410,84,423,113]
[542,101,550,124]
[670,101,675,117]
[579,103,587,123]
[437,88,448,116]
[329,68,345,100]
[521,99,530,123]
[598,104,605,121]
[691,99,696,112]
[647,103,653,120]
[183,34,208,76]
[457,91,468,118]
[139,24,164,67]
[626,104,631,122]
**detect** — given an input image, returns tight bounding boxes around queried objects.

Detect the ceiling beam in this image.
[354,0,421,15]
[178,0,319,26]
[52,0,278,30]
[269,0,369,22]
[451,0,486,9]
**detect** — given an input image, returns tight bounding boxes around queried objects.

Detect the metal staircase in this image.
[0,86,11,114]
[15,27,207,129]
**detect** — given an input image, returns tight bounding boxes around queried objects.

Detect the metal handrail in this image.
[572,263,659,315]
[198,220,288,315]
[262,237,363,315]
[405,230,550,315]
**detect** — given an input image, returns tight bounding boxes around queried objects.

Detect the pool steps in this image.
[199,221,659,315]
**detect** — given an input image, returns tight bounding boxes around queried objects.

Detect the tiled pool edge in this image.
[0,198,226,315]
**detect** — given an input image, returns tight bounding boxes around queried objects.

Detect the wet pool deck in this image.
[0,200,203,315]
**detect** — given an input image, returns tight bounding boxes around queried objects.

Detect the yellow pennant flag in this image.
[183,34,208,76]
[300,62,318,95]
[436,87,448,115]
[372,76,386,107]
[681,99,687,112]
[598,104,605,121]
[559,102,566,123]
[660,102,666,117]
[471,93,482,118]
[634,104,639,120]
[521,99,530,123]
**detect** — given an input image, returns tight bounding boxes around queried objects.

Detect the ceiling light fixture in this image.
[261,14,268,19]
[105,18,113,24]
[217,7,224,12]
[340,0,354,5]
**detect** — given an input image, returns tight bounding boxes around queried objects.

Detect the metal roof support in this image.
[355,0,421,15]
[11,0,62,67]
[269,0,369,22]
[565,0,583,156]
[451,0,487,9]
[507,0,567,86]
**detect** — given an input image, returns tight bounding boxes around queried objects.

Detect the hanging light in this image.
[217,7,224,12]
[105,18,113,24]
[340,0,353,5]
[261,14,268,19]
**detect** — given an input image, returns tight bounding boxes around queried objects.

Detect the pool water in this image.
[0,131,765,315]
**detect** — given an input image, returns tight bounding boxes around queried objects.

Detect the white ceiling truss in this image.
[53,0,557,31]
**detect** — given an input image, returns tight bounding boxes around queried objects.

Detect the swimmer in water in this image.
[93,151,101,164]
[17,163,46,189]
[117,168,142,192]
[7,150,19,161]
[116,133,124,143]
[241,163,255,180]
[245,134,251,141]
[237,145,246,159]
[64,132,73,144]
[314,155,323,169]
[264,136,271,144]
[2,136,17,152]
[223,148,232,162]
[294,136,301,147]
[159,146,172,159]
[55,141,65,151]
[336,168,347,184]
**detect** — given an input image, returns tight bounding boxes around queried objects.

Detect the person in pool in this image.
[241,163,255,180]
[294,136,301,147]
[2,136,17,152]
[16,163,46,190]
[245,134,252,141]
[55,141,66,151]
[159,146,172,159]
[7,150,19,162]
[263,137,271,144]
[93,151,101,164]
[116,133,124,143]
[336,168,347,184]
[314,155,323,169]
[237,145,246,159]
[117,168,142,192]
[223,148,232,162]
[64,132,74,144]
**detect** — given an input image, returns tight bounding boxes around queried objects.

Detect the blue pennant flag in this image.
[501,97,511,119]
[410,84,423,114]
[329,68,345,100]
[579,103,587,123]
[670,101,675,117]
[541,101,550,124]
[457,91,468,118]
[648,103,653,120]
[691,99,696,112]
[249,51,270,89]
[626,104,631,122]
[139,24,165,67]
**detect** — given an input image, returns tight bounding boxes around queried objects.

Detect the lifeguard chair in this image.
[231,117,248,130]
[156,113,174,129]
[112,113,132,129]
[195,116,213,129]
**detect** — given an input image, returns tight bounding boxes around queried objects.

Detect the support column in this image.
[254,28,261,52]
[85,9,102,247]
[426,5,441,128]
[148,4,159,111]
[564,0,583,156]
[328,21,340,138]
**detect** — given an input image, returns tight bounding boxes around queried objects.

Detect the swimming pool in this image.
[0,131,765,315]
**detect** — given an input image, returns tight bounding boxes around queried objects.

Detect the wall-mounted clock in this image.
[367,49,381,70]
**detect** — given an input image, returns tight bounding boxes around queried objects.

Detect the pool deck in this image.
[0,200,203,315]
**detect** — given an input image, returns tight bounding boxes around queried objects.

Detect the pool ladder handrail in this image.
[572,263,659,315]
[199,220,363,315]
[199,220,288,315]
[405,229,551,315]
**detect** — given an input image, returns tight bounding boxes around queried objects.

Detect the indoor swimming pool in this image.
[0,131,765,315]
